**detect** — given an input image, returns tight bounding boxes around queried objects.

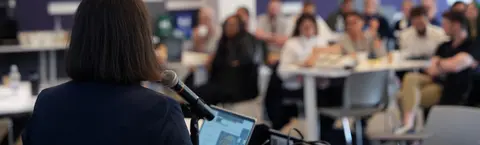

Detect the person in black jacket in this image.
[22,0,192,145]
[394,0,414,32]
[363,0,394,39]
[193,15,266,105]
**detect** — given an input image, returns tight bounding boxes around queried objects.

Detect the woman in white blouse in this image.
[275,14,344,138]
[278,14,339,91]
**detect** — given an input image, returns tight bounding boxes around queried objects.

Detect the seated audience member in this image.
[192,7,221,54]
[236,8,269,65]
[398,7,447,58]
[326,0,354,32]
[236,7,256,33]
[338,12,386,57]
[184,7,220,87]
[422,0,441,26]
[155,43,168,67]
[363,0,394,39]
[276,14,344,142]
[394,0,414,32]
[257,0,289,64]
[451,1,467,13]
[286,1,335,40]
[398,11,478,134]
[466,2,478,40]
[194,15,264,105]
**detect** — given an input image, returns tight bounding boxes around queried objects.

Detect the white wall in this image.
[210,0,256,23]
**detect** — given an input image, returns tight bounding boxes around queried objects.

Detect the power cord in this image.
[287,128,304,145]
[286,128,331,145]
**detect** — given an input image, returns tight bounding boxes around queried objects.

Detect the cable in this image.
[287,128,304,145]
[292,128,304,140]
[286,128,331,145]
[287,128,293,145]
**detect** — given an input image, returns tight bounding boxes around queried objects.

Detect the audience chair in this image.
[319,70,390,145]
[422,106,480,145]
[369,106,480,145]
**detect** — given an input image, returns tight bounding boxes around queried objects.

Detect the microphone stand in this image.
[190,114,200,145]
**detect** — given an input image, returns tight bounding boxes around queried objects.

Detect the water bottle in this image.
[9,65,21,96]
[335,16,345,32]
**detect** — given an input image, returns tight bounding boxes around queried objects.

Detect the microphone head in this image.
[159,70,179,87]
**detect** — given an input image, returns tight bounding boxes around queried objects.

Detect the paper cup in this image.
[389,51,403,64]
[357,52,369,62]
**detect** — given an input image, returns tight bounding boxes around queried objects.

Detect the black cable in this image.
[287,128,293,145]
[287,128,304,145]
[292,128,304,140]
[286,128,331,145]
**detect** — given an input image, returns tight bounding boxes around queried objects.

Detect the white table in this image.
[0,83,37,116]
[0,45,67,86]
[280,60,430,141]
[0,83,36,145]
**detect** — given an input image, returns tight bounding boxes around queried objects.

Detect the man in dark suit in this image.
[363,0,394,39]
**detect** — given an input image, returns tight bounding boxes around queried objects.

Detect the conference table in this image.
[0,83,36,116]
[0,45,67,87]
[0,83,36,145]
[279,57,430,141]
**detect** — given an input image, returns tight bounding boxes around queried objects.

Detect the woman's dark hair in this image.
[291,14,318,37]
[213,15,250,63]
[344,11,364,20]
[451,1,466,10]
[342,0,353,5]
[66,0,160,84]
[221,15,247,38]
[442,11,469,29]
[410,6,428,19]
[303,0,315,8]
[237,7,250,16]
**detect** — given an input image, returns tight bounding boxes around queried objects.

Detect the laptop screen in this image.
[199,107,256,145]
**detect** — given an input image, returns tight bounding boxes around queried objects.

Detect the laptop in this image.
[199,106,256,145]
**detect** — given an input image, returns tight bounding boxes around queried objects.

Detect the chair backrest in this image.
[343,70,389,108]
[423,106,480,145]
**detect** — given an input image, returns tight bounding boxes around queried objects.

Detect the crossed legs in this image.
[398,72,442,133]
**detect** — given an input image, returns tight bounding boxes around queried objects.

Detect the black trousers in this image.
[0,113,30,145]
[193,83,256,105]
[268,85,343,132]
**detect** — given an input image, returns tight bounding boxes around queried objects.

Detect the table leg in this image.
[49,50,57,85]
[304,76,319,141]
[7,118,13,145]
[39,52,47,87]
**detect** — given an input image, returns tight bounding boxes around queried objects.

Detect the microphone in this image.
[158,70,215,121]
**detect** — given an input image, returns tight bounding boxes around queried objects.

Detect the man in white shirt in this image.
[256,0,289,64]
[398,7,448,58]
[286,1,336,41]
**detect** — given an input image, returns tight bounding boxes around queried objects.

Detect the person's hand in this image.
[373,38,382,49]
[273,35,288,47]
[267,53,280,65]
[369,19,380,31]
[206,54,215,65]
[426,57,440,76]
[302,48,323,67]
[369,19,380,37]
[255,30,273,41]
[312,47,324,56]
[471,61,479,69]
[231,60,240,67]
[155,44,168,65]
